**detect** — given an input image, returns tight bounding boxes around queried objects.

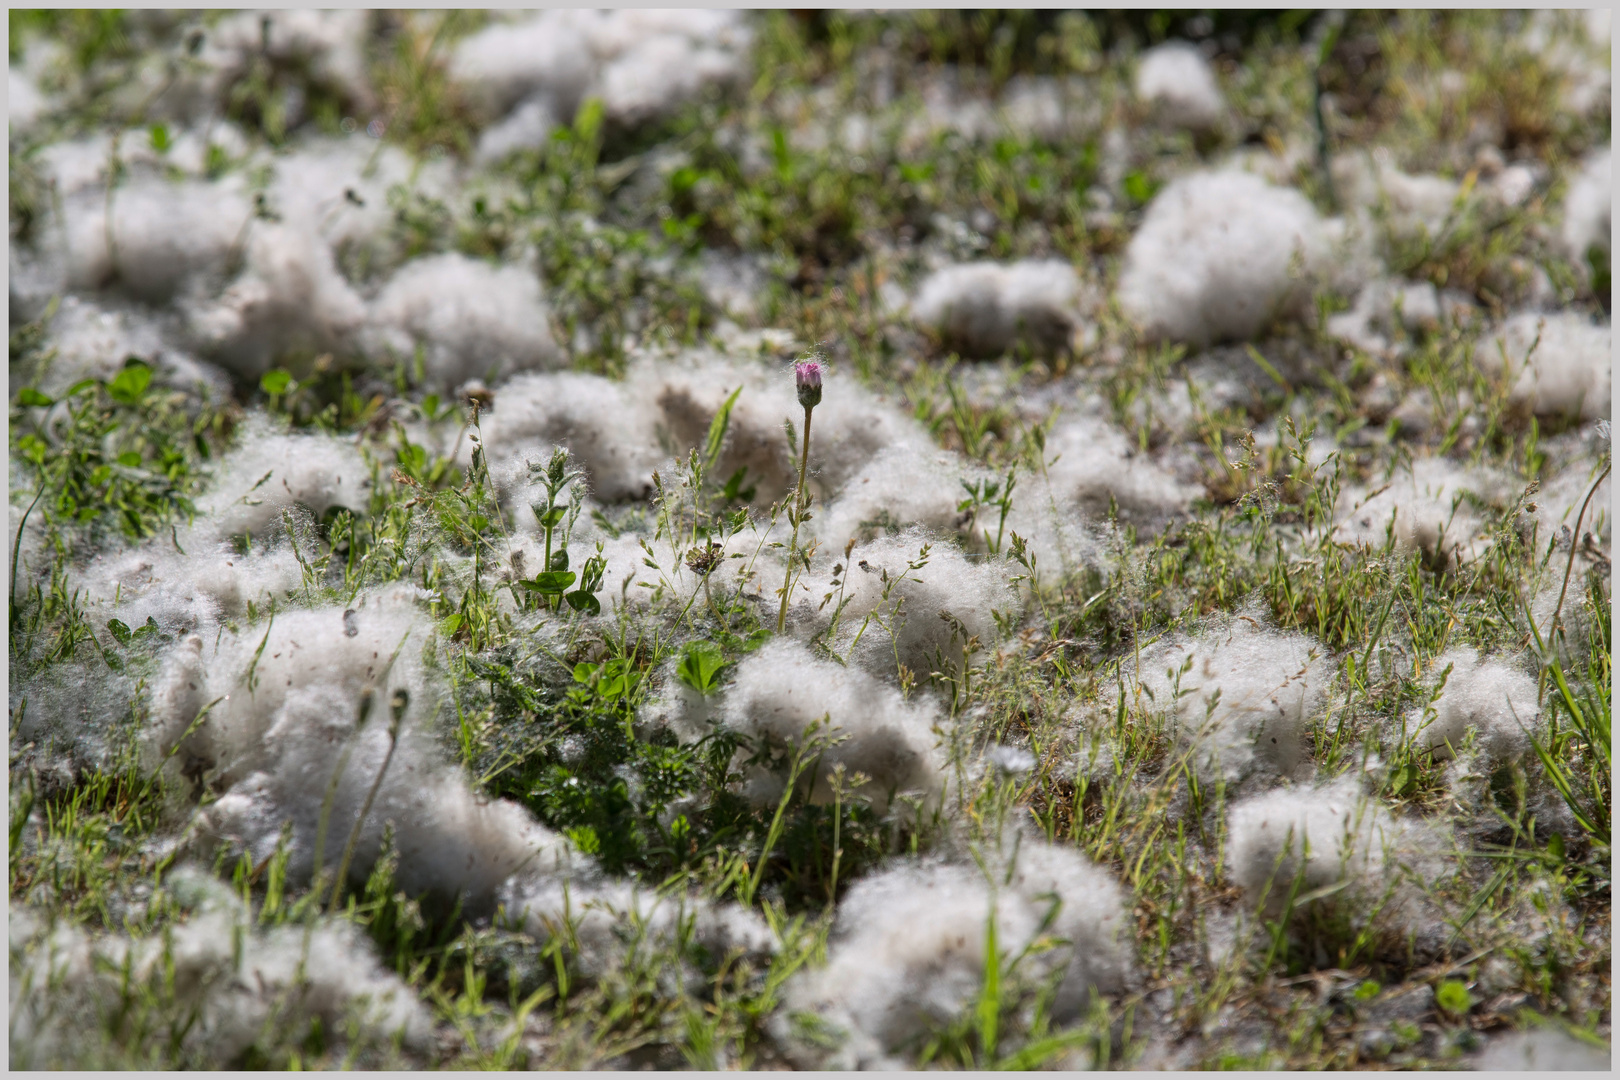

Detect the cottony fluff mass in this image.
[1132,620,1330,783]
[151,590,570,911]
[1408,646,1539,765]
[720,638,949,810]
[1116,169,1333,347]
[1475,312,1612,422]
[9,867,430,1069]
[1332,456,1510,570]
[193,418,373,540]
[1226,777,1444,933]
[909,259,1085,358]
[363,252,561,392]
[449,10,751,160]
[790,529,1019,684]
[776,839,1132,1069]
[1134,40,1225,131]
[1559,143,1610,287]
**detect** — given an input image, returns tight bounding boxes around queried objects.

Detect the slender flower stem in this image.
[778,405,813,632]
[1549,460,1610,641]
[330,694,405,914]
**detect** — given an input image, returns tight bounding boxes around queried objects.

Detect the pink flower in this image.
[795,360,822,409]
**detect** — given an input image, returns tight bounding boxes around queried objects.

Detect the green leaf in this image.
[564,590,601,615]
[148,122,171,153]
[548,548,570,572]
[534,505,566,530]
[396,442,427,474]
[720,467,755,503]
[576,551,606,593]
[1352,979,1382,1002]
[596,658,630,700]
[1389,762,1417,797]
[1123,169,1159,206]
[259,368,295,396]
[770,125,793,182]
[572,96,604,148]
[14,387,54,407]
[670,165,701,194]
[566,824,601,855]
[522,571,576,595]
[117,451,142,468]
[977,903,1000,1062]
[676,641,726,696]
[106,618,132,646]
[442,612,463,634]
[1435,980,1472,1016]
[17,434,48,465]
[704,386,743,469]
[108,361,153,405]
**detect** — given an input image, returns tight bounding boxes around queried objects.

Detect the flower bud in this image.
[795,360,822,409]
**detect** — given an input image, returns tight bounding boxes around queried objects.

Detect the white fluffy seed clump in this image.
[909,259,1085,358]
[475,352,929,507]
[1333,149,1465,239]
[471,371,662,502]
[60,414,374,642]
[1039,414,1203,529]
[813,442,979,550]
[33,295,227,398]
[1325,276,1448,358]
[810,412,1194,574]
[1226,777,1442,923]
[195,11,375,116]
[20,127,463,383]
[363,253,561,392]
[1477,1028,1612,1071]
[721,638,949,810]
[9,868,429,1069]
[496,874,776,983]
[135,587,774,980]
[1475,312,1612,422]
[184,221,368,380]
[268,137,451,275]
[792,529,1019,683]
[651,352,927,504]
[1560,144,1611,287]
[10,661,141,782]
[775,839,1132,1069]
[194,418,373,540]
[449,10,752,160]
[147,590,428,789]
[1409,647,1539,764]
[151,590,572,912]
[1116,170,1333,346]
[1529,451,1611,546]
[74,537,306,641]
[59,176,252,305]
[1134,40,1225,131]
[1133,621,1330,783]
[1332,456,1509,569]
[9,65,47,129]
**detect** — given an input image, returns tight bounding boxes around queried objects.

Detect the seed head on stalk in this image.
[778,357,822,632]
[795,358,823,408]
